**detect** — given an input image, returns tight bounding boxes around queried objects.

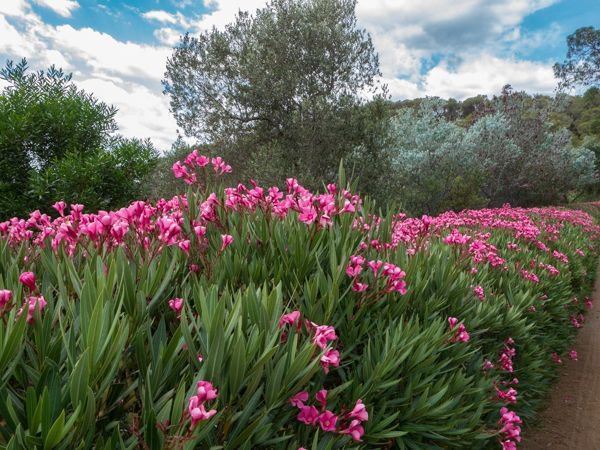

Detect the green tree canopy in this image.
[0,59,159,219]
[554,26,600,90]
[0,58,118,218]
[163,0,383,186]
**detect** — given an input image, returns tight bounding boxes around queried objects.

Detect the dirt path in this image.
[521,264,600,449]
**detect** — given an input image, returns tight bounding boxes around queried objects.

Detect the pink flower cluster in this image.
[519,270,539,284]
[290,390,368,442]
[570,313,585,329]
[188,380,218,429]
[498,407,522,450]
[387,205,599,276]
[498,338,516,373]
[552,250,569,265]
[346,255,407,295]
[473,285,485,300]
[173,151,232,185]
[447,317,470,343]
[278,311,340,374]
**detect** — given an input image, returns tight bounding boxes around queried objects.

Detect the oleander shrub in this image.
[0,152,598,450]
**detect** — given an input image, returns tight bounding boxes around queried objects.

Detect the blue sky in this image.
[0,0,598,149]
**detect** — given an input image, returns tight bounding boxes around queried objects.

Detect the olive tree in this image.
[163,0,383,186]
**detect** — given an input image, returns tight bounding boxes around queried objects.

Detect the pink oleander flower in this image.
[341,419,365,442]
[473,285,485,300]
[196,380,218,402]
[297,405,319,425]
[19,272,36,291]
[197,352,203,362]
[178,239,191,254]
[168,298,184,317]
[320,349,340,374]
[569,350,578,361]
[52,201,66,216]
[495,386,518,404]
[313,325,337,349]
[345,263,362,278]
[586,298,593,310]
[317,410,338,432]
[470,267,478,275]
[17,295,47,324]
[193,224,206,239]
[348,399,369,421]
[188,395,217,429]
[0,289,12,309]
[172,161,188,179]
[367,260,383,274]
[455,324,470,343]
[551,352,562,364]
[289,391,309,408]
[482,360,495,371]
[352,280,368,292]
[316,389,327,410]
[448,317,458,329]
[220,234,233,251]
[70,203,84,217]
[279,310,301,328]
[571,315,583,329]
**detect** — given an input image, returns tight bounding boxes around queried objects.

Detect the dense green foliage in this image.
[29,137,159,213]
[385,92,597,215]
[0,60,157,219]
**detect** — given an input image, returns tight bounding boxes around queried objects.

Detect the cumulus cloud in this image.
[356,0,559,88]
[422,54,556,99]
[142,10,179,25]
[32,0,79,18]
[154,27,182,46]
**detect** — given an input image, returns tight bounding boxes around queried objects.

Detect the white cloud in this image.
[32,0,79,18]
[77,77,178,147]
[356,0,559,83]
[47,25,172,84]
[142,10,179,25]
[0,0,28,16]
[383,77,421,99]
[154,27,182,46]
[423,54,556,99]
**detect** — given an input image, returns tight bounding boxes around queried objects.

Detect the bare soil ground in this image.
[521,265,600,450]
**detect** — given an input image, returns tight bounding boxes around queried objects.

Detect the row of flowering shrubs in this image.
[0,152,598,449]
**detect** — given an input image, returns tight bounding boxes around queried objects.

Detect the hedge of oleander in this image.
[0,152,598,450]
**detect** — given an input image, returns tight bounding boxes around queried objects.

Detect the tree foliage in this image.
[163,0,383,186]
[0,59,157,218]
[30,137,158,213]
[387,90,597,215]
[554,26,600,91]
